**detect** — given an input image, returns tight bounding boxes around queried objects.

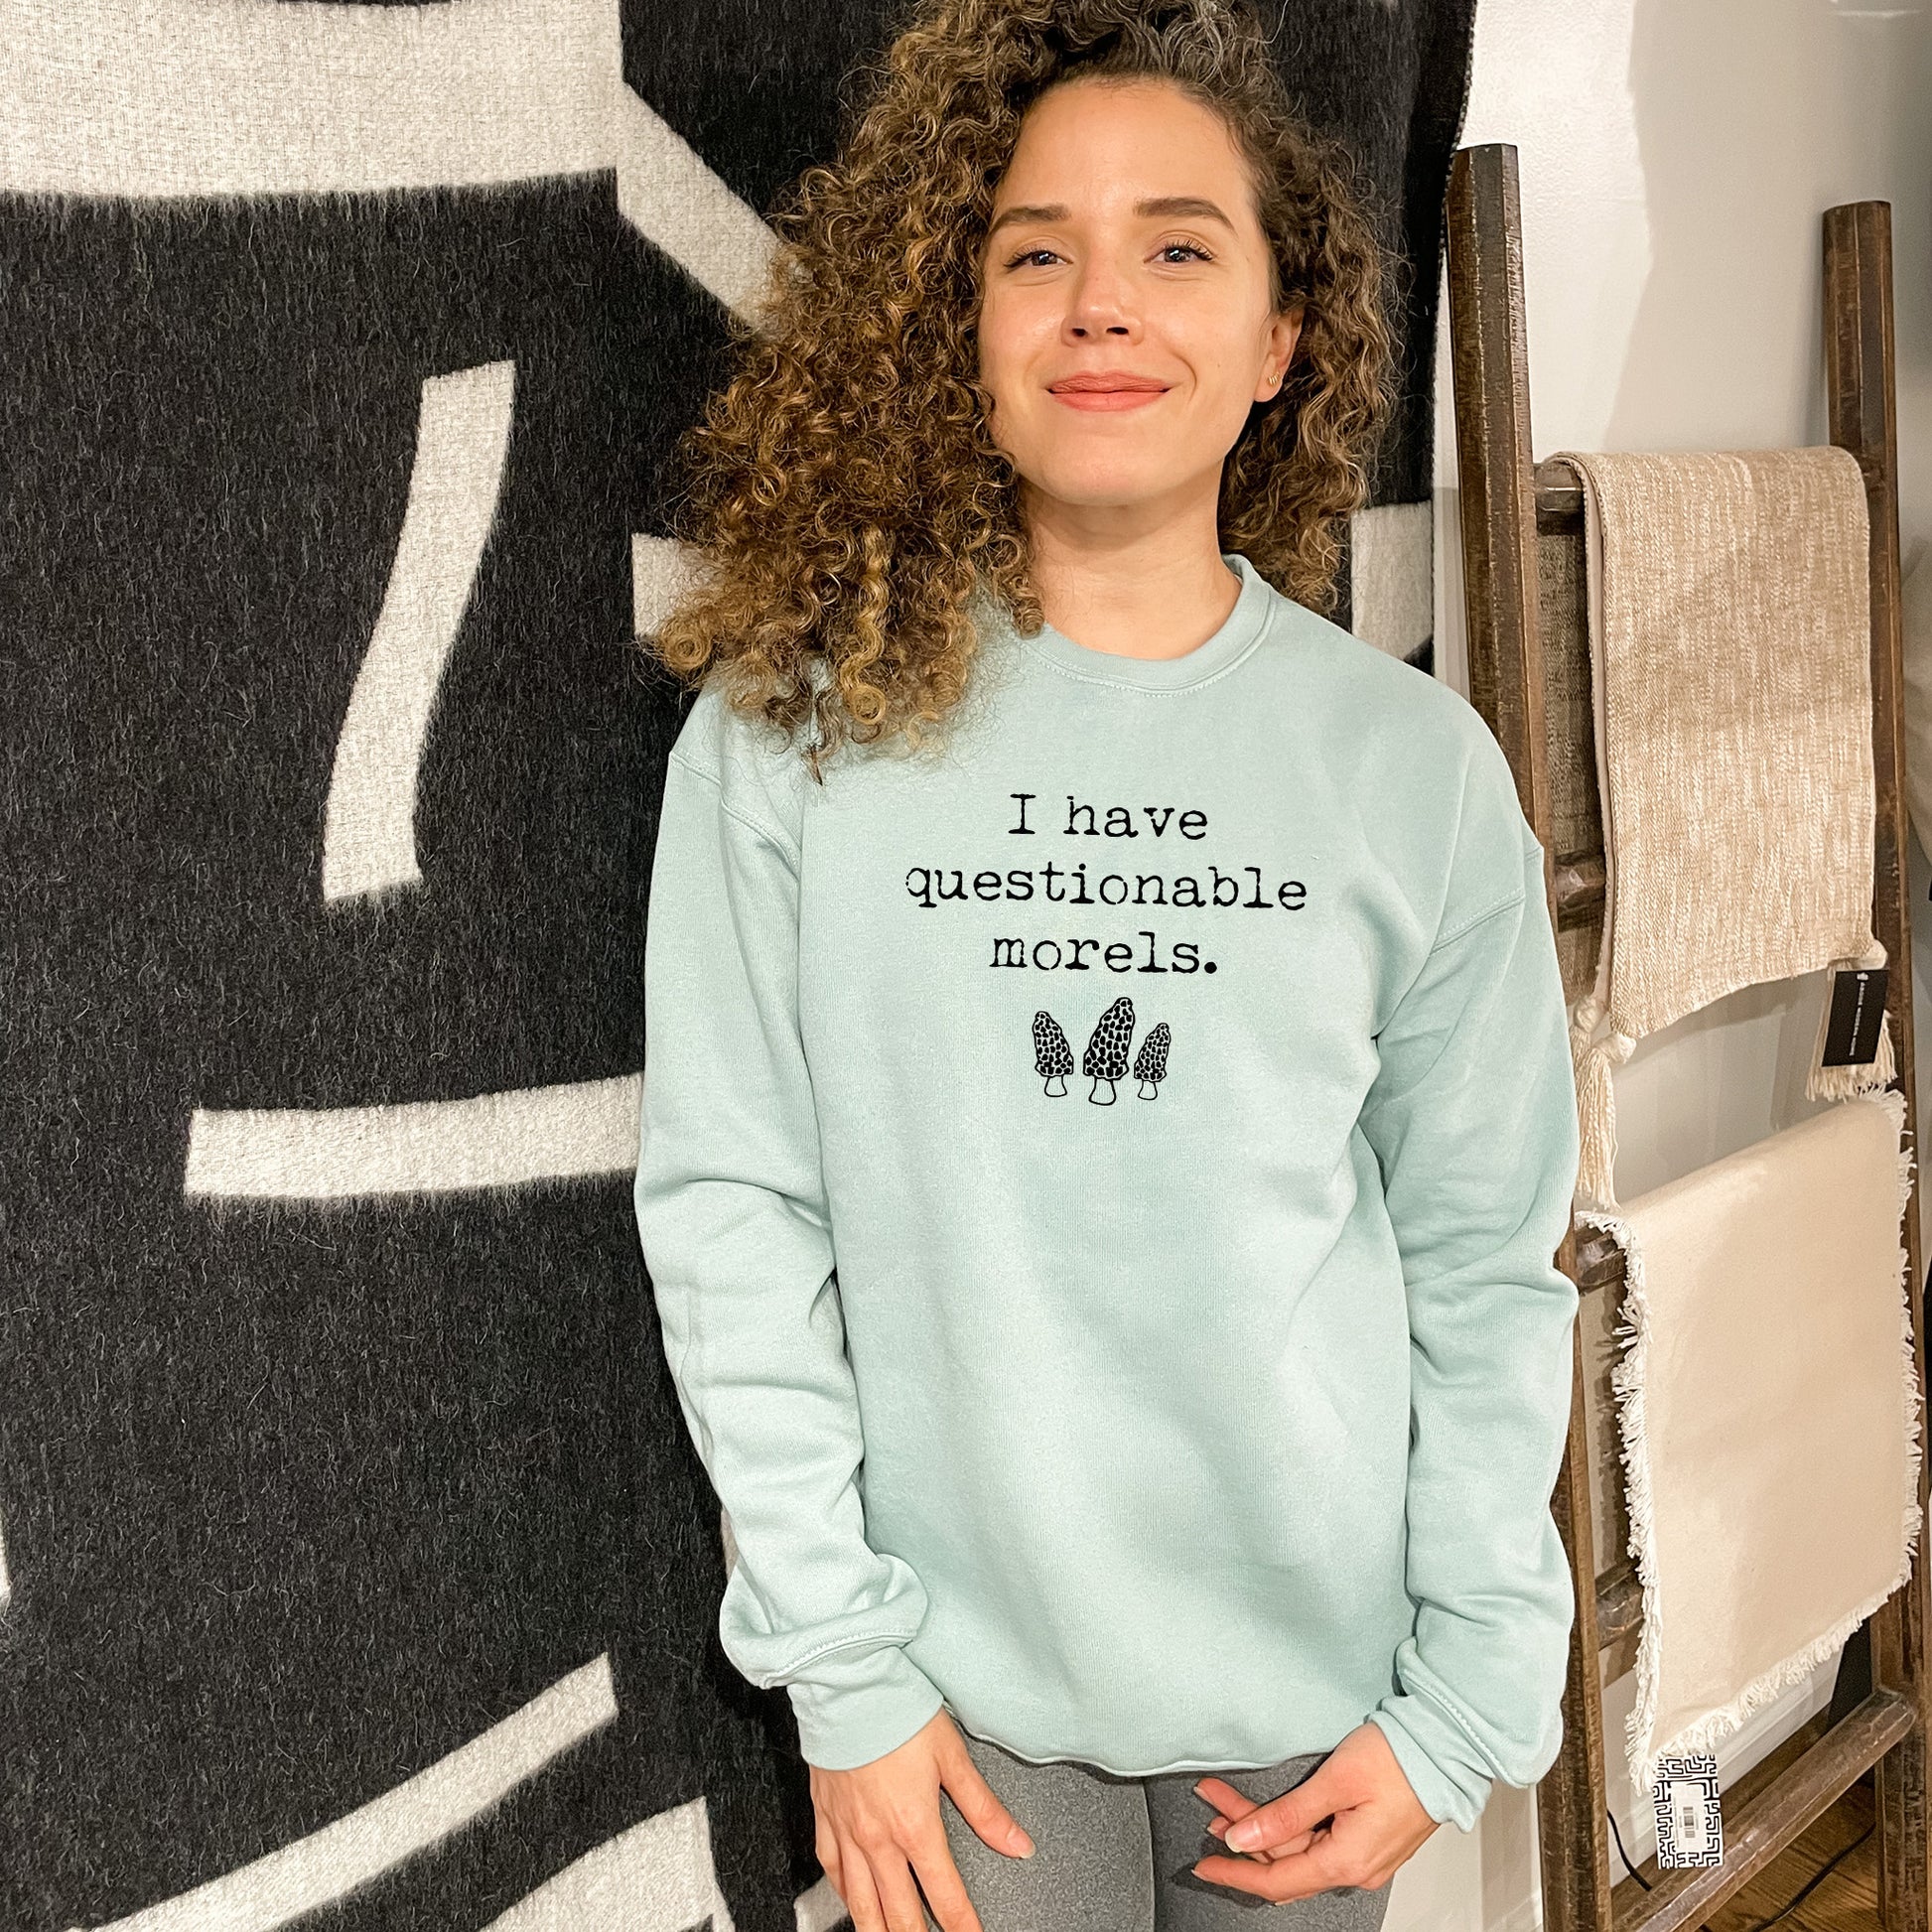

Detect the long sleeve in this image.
[634,745,945,1770]
[1358,815,1583,1835]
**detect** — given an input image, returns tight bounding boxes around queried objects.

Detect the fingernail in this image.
[1225,1821,1258,1850]
[1011,1830,1035,1858]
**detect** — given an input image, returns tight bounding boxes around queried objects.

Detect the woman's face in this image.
[975,76,1303,520]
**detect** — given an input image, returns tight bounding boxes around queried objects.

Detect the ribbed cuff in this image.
[786,1642,948,1770]
[1368,1694,1497,1835]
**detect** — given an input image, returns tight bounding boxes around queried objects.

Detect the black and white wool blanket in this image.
[0,2,1473,1925]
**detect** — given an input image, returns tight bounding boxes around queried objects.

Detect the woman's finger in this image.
[1218,1767,1339,1857]
[815,1818,845,1893]
[1204,1813,1316,1860]
[1194,1775,1317,1862]
[939,1735,1035,1858]
[1195,1812,1375,1903]
[904,1823,985,1932]
[868,1841,938,1932]
[1193,1776,1260,1821]
[837,1844,889,1932]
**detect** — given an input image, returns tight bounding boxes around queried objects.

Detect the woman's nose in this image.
[1066,272,1136,340]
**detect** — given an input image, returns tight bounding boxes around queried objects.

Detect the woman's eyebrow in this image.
[986,196,1236,240]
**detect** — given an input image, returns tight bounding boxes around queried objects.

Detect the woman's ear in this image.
[1256,302,1307,400]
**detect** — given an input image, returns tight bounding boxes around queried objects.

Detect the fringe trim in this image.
[1571,992,1635,1211]
[1585,1088,1924,1794]
[1806,942,1894,1104]
[1580,1200,1662,1792]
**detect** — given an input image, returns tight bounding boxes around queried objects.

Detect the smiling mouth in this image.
[1047,379,1172,413]
[1050,374,1167,393]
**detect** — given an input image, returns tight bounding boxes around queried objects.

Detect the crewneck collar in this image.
[1009,551,1275,691]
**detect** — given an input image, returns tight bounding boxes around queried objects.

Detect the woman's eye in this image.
[1000,241,1212,269]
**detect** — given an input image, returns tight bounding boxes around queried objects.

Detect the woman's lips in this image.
[1047,380,1171,413]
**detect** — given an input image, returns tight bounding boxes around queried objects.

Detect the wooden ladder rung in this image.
[1536,461,1586,530]
[1594,1562,1643,1648]
[1609,1688,1915,1931]
[1556,853,1607,927]
[1575,1224,1625,1295]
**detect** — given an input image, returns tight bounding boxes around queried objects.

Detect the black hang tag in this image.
[1823,966,1888,1066]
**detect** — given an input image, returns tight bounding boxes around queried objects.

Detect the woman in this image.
[634,3,1582,1928]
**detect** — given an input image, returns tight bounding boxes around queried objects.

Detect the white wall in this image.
[1398,2,1932,1927]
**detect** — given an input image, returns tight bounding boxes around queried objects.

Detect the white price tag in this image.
[1651,1752,1724,1869]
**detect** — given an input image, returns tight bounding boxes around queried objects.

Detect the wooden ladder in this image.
[1442,141,1931,1931]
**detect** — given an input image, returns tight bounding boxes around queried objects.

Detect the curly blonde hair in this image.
[648,0,1397,776]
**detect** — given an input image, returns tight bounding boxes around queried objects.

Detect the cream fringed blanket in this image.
[1545,447,1888,1209]
[1580,1090,1921,1794]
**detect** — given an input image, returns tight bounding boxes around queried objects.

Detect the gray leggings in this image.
[920,1724,1396,1931]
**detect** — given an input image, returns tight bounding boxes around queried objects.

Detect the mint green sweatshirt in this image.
[633,552,1581,1834]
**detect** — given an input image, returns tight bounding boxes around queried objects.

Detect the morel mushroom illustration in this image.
[1082,995,1135,1104]
[1033,1010,1073,1096]
[1133,1022,1171,1098]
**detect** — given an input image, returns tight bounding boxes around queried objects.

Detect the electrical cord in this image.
[1606,1807,1875,1929]
[1606,1807,1652,1890]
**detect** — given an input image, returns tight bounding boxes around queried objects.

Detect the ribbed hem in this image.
[1367,1695,1495,1835]
[787,1642,948,1770]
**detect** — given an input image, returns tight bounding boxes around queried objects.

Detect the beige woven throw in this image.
[1547,446,1888,1209]
[1580,1089,1921,1795]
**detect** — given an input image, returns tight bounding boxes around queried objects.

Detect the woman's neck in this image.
[1028,498,1236,664]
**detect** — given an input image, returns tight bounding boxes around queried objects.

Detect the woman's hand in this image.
[1188,1722,1438,1904]
[810,1707,1035,1932]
